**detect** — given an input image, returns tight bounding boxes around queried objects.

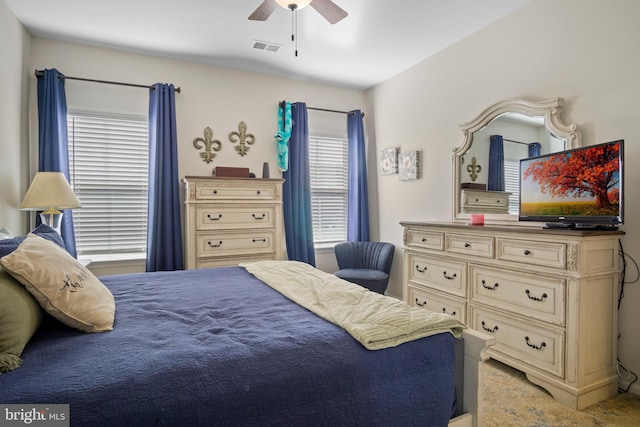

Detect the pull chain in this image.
[290,4,299,57]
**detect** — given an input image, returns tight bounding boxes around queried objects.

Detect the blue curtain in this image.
[488,135,505,192]
[347,110,369,242]
[528,142,541,157]
[283,102,316,266]
[147,83,184,272]
[36,68,77,257]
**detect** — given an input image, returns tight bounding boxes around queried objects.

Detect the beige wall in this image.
[368,0,640,391]
[0,0,30,235]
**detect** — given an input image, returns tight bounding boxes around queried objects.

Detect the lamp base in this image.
[40,211,63,234]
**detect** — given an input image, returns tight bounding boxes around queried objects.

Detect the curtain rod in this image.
[283,101,364,117]
[502,137,529,146]
[34,70,181,93]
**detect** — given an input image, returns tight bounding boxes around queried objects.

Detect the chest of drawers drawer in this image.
[445,233,494,258]
[469,265,565,326]
[404,229,444,250]
[470,306,565,379]
[408,253,466,297]
[407,284,466,322]
[196,230,275,257]
[194,182,278,201]
[497,238,566,269]
[196,206,275,230]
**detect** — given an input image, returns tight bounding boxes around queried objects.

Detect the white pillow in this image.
[0,233,115,333]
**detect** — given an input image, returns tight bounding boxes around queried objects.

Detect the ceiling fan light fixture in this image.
[275,0,312,11]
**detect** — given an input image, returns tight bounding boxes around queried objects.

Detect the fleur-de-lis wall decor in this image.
[193,127,222,163]
[467,156,481,182]
[229,121,255,157]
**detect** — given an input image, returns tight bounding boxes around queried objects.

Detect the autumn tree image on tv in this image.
[521,143,621,217]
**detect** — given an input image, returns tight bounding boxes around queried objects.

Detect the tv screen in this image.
[519,140,623,229]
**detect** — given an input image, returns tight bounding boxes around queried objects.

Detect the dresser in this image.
[401,221,623,410]
[183,177,285,269]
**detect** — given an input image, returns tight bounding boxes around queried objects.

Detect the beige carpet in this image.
[483,359,640,426]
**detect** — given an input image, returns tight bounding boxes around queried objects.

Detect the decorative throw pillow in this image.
[0,224,65,258]
[0,266,43,373]
[1,234,115,333]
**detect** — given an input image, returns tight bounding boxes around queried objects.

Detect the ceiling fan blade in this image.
[248,0,278,21]
[310,0,348,24]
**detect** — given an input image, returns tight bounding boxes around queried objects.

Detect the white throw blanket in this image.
[241,260,466,350]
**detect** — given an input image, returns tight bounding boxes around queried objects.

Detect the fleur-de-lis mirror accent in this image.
[193,127,222,163]
[229,121,255,157]
[466,156,481,182]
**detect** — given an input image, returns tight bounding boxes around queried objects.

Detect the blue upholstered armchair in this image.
[333,242,395,294]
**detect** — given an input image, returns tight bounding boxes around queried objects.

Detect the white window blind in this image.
[504,158,520,214]
[67,113,149,257]
[308,135,348,244]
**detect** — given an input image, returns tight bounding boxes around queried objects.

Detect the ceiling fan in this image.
[248,0,348,25]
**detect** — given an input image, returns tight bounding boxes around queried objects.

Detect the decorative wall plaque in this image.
[193,127,222,163]
[229,121,255,157]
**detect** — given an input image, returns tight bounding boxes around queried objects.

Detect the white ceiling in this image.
[6,0,529,90]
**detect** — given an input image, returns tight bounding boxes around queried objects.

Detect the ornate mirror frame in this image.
[453,97,581,224]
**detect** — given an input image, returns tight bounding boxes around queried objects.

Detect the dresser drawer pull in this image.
[442,308,456,316]
[481,280,499,291]
[415,265,428,273]
[524,249,532,255]
[252,213,266,220]
[443,271,457,280]
[212,190,218,194]
[421,238,428,242]
[207,214,222,221]
[207,240,223,248]
[256,190,261,195]
[415,298,427,307]
[481,321,498,333]
[525,336,547,350]
[252,238,267,243]
[525,290,548,302]
[464,242,471,248]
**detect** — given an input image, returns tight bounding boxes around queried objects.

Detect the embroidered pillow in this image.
[0,234,115,333]
[0,266,43,373]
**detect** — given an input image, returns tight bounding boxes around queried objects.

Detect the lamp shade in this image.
[20,172,81,213]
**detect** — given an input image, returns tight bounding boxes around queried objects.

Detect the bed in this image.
[0,233,493,427]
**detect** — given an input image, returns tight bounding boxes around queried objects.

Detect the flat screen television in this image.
[519,139,623,229]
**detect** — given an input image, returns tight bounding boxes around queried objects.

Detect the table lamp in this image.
[20,172,81,233]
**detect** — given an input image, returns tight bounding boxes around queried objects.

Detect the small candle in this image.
[470,213,485,225]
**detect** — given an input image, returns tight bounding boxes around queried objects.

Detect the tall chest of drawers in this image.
[401,221,624,410]
[183,177,285,269]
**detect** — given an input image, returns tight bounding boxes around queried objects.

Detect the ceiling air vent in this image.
[252,40,281,53]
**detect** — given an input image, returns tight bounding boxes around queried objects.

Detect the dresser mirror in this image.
[453,97,581,224]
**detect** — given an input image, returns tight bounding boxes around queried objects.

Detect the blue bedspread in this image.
[0,267,457,426]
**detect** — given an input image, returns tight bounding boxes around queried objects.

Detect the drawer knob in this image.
[524,249,532,255]
[207,214,222,221]
[481,280,499,291]
[256,190,261,195]
[442,308,456,317]
[213,190,218,194]
[252,238,267,243]
[207,240,223,248]
[481,321,498,333]
[443,271,457,280]
[525,289,548,302]
[252,213,266,220]
[415,298,427,307]
[525,336,547,350]
[415,265,428,273]
[464,242,471,248]
[421,238,427,242]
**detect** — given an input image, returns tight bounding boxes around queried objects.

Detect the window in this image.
[67,113,149,257]
[308,135,348,245]
[504,158,520,214]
